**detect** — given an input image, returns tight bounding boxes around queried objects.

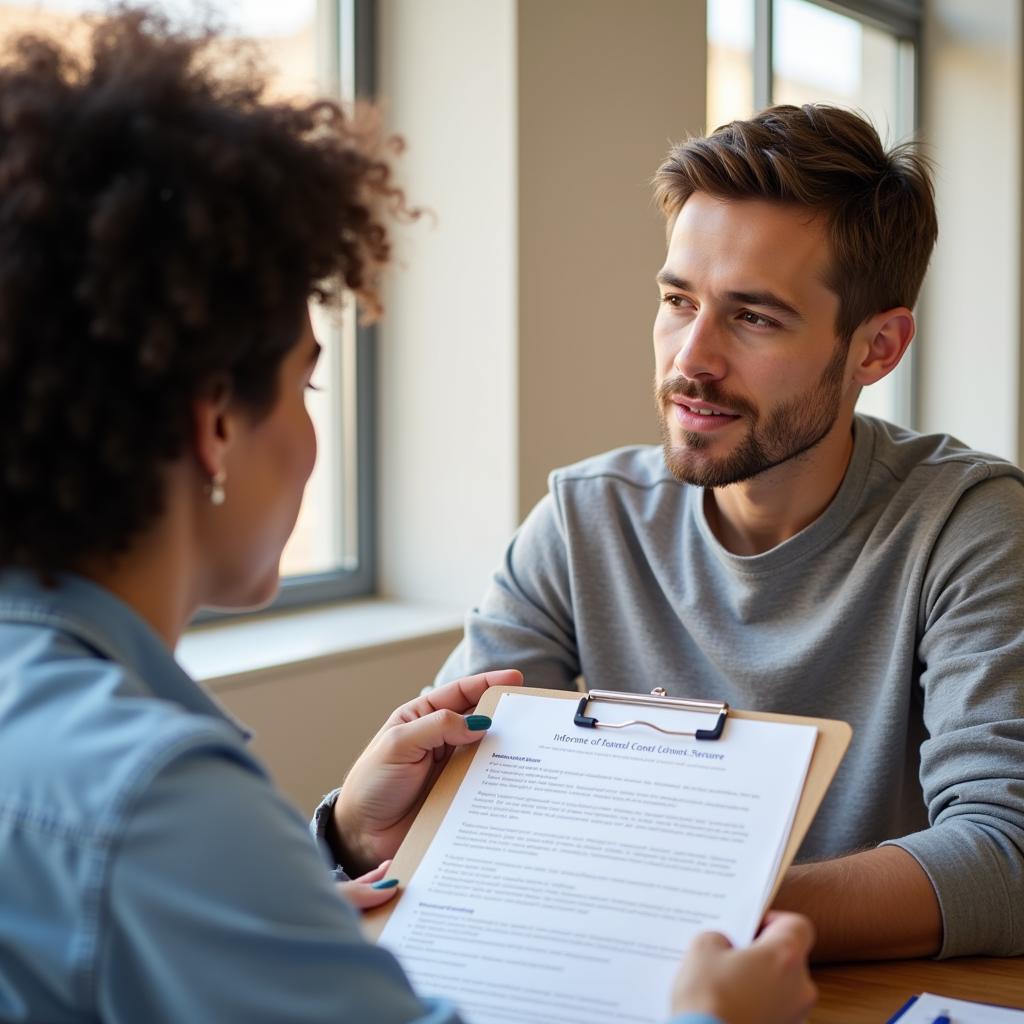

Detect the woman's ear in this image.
[850,307,915,387]
[191,377,234,483]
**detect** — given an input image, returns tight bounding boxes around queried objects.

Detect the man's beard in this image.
[655,339,849,488]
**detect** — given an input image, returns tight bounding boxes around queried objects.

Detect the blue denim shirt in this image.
[0,570,461,1023]
[0,570,719,1024]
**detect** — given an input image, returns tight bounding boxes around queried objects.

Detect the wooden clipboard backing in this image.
[363,685,852,941]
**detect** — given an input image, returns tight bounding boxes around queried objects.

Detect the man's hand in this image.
[331,670,523,876]
[672,912,817,1024]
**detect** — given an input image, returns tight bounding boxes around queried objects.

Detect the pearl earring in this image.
[209,470,226,506]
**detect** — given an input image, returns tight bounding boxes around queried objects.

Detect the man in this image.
[436,105,1024,961]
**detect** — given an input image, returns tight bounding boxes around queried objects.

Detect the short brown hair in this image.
[653,104,938,343]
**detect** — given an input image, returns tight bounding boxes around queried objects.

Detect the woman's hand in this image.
[331,670,523,876]
[671,912,817,1024]
[335,859,401,911]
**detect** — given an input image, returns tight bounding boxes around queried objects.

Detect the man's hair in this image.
[653,104,938,343]
[0,7,409,576]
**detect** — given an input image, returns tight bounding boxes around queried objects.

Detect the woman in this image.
[0,9,815,1023]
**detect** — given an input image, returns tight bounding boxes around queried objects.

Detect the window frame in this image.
[751,0,921,111]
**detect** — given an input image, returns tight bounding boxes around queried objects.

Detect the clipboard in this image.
[364,685,852,941]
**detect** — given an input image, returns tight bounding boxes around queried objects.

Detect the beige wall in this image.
[516,0,706,518]
[918,0,1023,463]
[215,630,462,814]
[375,0,519,610]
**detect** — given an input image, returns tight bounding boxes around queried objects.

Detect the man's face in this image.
[653,193,855,488]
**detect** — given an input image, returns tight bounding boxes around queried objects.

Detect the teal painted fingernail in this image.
[371,878,399,890]
[465,715,492,731]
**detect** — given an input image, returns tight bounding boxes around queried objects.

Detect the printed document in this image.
[379,693,817,1024]
[892,993,1024,1023]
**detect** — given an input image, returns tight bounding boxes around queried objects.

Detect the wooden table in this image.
[811,956,1024,1022]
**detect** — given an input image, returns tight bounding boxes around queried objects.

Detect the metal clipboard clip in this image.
[574,687,729,740]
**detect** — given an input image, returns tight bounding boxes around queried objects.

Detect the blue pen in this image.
[930,1012,951,1024]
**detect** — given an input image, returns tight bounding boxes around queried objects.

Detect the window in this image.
[0,0,377,608]
[707,0,922,428]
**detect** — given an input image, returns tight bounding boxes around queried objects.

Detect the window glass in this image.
[707,0,755,130]
[773,0,905,147]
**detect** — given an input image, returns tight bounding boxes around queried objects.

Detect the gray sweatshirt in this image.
[437,415,1024,958]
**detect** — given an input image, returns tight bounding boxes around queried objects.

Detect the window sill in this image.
[177,598,465,693]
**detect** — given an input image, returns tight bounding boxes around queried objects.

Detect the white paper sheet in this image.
[894,993,1024,1023]
[379,693,817,1024]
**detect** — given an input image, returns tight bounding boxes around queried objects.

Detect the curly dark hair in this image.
[0,7,407,576]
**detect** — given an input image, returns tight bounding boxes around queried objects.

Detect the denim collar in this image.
[0,569,250,740]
